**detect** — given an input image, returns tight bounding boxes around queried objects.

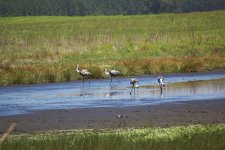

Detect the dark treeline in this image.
[0,0,225,16]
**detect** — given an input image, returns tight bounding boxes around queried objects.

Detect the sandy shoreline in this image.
[1,98,225,134]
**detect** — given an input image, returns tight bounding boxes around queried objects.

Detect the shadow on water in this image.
[0,72,225,116]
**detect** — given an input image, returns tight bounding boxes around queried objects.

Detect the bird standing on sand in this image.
[105,69,123,84]
[130,78,139,95]
[76,65,93,84]
[158,76,165,93]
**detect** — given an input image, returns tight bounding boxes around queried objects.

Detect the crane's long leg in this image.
[160,85,163,94]
[83,77,84,85]
[110,77,112,84]
[130,86,133,95]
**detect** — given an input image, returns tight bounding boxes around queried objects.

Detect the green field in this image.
[0,11,225,85]
[1,124,225,150]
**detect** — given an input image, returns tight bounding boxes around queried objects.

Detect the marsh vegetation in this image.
[0,11,225,85]
[1,124,225,150]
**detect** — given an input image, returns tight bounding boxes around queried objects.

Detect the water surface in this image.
[0,71,225,116]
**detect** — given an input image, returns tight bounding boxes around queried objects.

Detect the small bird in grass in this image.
[158,76,165,93]
[116,114,123,118]
[130,78,139,95]
[105,69,123,84]
[76,64,94,84]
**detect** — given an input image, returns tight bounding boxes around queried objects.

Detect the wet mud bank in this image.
[1,98,225,134]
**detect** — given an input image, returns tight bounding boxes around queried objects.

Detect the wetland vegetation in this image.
[0,10,225,85]
[1,124,225,150]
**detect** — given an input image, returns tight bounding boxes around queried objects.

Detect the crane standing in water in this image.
[130,78,139,95]
[105,69,123,84]
[158,76,165,94]
[76,65,93,84]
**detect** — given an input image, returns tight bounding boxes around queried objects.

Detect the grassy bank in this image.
[0,11,225,85]
[1,124,225,150]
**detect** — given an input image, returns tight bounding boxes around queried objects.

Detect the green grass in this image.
[1,124,225,150]
[0,11,225,85]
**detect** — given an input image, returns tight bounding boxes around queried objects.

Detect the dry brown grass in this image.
[117,55,225,76]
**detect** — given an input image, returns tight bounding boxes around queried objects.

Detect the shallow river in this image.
[1,71,225,116]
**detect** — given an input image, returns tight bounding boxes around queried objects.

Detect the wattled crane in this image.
[76,65,93,84]
[158,76,165,94]
[105,69,123,84]
[130,78,139,95]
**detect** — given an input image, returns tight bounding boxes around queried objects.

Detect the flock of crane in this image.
[76,64,165,95]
